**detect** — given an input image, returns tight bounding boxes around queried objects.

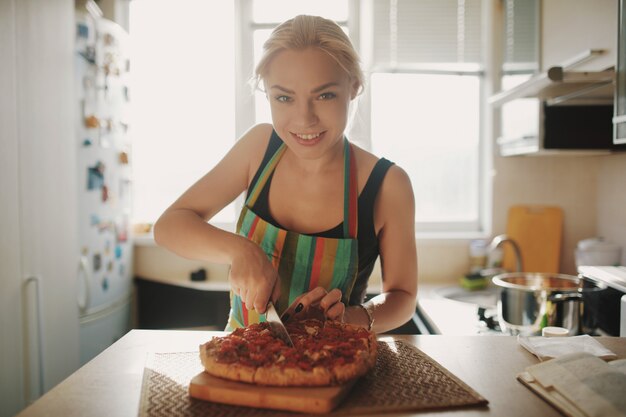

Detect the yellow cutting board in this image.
[189,371,356,414]
[502,205,563,273]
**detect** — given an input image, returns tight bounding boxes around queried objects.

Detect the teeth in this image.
[295,133,321,140]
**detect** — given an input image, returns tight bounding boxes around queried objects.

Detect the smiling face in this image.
[263,47,357,160]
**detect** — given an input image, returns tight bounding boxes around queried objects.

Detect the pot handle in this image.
[548,292,583,302]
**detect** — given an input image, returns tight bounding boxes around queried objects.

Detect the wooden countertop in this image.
[16,330,626,417]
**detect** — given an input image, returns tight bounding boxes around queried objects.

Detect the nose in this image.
[294,98,318,126]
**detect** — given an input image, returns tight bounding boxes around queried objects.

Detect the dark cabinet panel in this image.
[134,277,230,330]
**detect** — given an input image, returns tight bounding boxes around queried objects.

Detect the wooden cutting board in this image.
[189,371,357,414]
[502,205,563,273]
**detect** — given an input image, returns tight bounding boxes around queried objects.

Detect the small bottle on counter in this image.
[469,239,488,274]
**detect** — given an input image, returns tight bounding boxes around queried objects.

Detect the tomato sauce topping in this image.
[215,320,369,370]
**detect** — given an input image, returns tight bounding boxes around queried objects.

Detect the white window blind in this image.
[502,0,539,71]
[372,0,483,67]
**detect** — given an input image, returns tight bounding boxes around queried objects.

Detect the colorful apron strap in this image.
[343,139,358,239]
[245,143,287,207]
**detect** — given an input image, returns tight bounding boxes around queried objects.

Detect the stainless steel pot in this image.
[492,272,607,336]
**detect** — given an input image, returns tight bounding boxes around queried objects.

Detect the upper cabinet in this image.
[491,0,620,156]
[541,0,617,72]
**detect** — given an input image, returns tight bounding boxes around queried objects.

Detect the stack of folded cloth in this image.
[517,335,626,417]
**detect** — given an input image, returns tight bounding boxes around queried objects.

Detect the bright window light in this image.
[371,73,480,225]
[129,0,235,225]
[252,0,347,23]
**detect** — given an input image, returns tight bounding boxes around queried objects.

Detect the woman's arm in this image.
[153,123,280,312]
[345,165,418,332]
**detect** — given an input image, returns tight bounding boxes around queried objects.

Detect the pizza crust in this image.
[200,340,257,384]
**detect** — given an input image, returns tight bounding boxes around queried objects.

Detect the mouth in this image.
[294,132,322,140]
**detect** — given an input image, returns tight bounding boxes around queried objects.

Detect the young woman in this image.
[154,15,417,333]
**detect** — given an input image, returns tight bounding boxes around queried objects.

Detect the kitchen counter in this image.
[16,329,626,417]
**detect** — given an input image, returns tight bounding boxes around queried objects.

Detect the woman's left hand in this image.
[281,287,345,322]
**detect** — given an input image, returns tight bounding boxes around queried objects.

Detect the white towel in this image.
[518,334,617,361]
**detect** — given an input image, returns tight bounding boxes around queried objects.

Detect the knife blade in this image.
[265,301,294,347]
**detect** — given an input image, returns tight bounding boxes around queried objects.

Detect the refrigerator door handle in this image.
[77,256,91,314]
[23,275,45,402]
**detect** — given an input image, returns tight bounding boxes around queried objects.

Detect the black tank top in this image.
[248,131,394,304]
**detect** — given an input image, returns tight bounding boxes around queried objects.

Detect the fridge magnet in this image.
[115,245,123,259]
[118,151,129,165]
[75,13,95,59]
[81,246,89,256]
[103,32,116,47]
[87,162,105,190]
[82,138,92,147]
[115,216,128,243]
[107,260,113,272]
[90,214,100,226]
[97,220,113,233]
[101,277,109,291]
[101,184,109,202]
[93,253,102,272]
[84,114,99,128]
[119,263,125,277]
[104,240,111,255]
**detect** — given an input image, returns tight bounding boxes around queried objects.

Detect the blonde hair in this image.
[253,15,364,95]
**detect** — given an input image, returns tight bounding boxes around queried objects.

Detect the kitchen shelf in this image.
[489,66,615,107]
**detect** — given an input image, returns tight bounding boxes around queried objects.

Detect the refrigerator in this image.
[1,4,133,416]
[74,13,133,365]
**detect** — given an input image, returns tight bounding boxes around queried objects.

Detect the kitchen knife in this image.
[266,301,294,347]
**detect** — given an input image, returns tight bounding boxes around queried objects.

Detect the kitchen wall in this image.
[597,153,626,264]
[492,155,601,276]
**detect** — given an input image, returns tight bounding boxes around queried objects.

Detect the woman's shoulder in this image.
[351,142,412,199]
[239,123,274,150]
[236,124,275,185]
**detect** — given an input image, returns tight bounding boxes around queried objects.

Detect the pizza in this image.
[199,318,377,387]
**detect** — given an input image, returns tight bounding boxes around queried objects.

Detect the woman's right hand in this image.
[229,238,280,314]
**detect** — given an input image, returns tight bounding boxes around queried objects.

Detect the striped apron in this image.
[226,138,359,330]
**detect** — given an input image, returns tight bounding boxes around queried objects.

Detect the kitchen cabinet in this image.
[491,0,619,156]
[134,277,231,330]
[541,0,618,72]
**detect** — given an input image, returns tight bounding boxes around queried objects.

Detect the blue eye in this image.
[318,92,336,100]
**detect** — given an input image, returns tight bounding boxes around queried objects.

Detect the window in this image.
[363,0,485,233]
[129,0,236,226]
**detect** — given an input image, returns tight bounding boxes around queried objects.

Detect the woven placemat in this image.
[139,340,488,417]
